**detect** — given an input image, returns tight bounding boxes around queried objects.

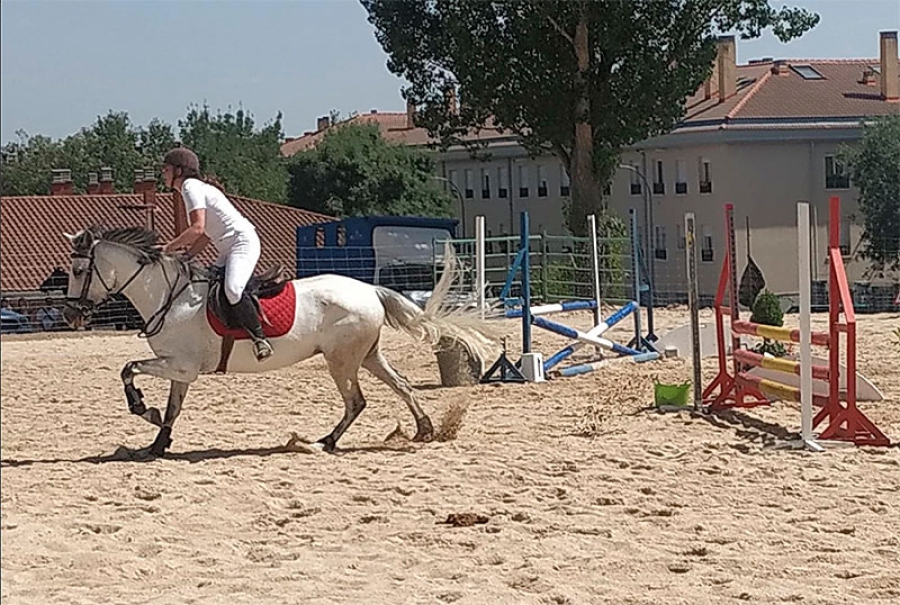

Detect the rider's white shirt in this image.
[180,178,256,253]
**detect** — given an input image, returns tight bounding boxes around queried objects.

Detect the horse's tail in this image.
[374,243,499,366]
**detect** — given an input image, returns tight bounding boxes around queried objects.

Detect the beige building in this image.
[283,31,900,302]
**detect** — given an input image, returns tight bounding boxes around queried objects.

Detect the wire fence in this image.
[2,230,898,336]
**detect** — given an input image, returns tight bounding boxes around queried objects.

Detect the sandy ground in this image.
[2,307,899,605]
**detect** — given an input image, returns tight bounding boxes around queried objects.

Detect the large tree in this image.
[361,0,818,235]
[286,122,454,218]
[841,115,900,273]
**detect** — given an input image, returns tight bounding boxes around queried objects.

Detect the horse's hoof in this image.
[413,417,435,443]
[315,435,336,453]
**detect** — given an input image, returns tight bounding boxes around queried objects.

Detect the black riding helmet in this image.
[163,147,201,178]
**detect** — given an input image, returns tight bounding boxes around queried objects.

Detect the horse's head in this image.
[62,225,158,328]
[62,226,106,328]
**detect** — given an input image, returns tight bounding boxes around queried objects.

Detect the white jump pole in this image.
[475,215,486,320]
[797,201,823,452]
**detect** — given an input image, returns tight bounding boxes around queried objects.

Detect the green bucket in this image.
[654,380,692,408]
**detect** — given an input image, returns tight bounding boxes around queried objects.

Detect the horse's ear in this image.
[63,232,77,243]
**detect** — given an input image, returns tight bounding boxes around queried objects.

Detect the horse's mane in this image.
[81,224,205,279]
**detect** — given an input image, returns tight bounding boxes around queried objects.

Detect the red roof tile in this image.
[0,192,332,293]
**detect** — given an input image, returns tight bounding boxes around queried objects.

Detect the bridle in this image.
[66,242,199,338]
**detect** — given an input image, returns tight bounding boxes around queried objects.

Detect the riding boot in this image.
[230,294,273,361]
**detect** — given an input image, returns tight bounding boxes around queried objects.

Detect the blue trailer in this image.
[296,216,458,294]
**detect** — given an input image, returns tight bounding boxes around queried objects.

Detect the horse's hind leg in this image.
[148,381,190,457]
[316,357,368,453]
[362,348,433,443]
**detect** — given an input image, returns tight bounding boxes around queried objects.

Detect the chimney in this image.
[50,168,73,196]
[316,116,330,131]
[406,100,416,129]
[880,30,899,101]
[444,85,458,115]
[717,35,737,103]
[86,171,100,194]
[98,166,114,194]
[772,60,789,76]
[703,62,719,100]
[133,169,147,193]
[143,170,157,207]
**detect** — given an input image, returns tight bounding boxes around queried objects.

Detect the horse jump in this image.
[702,197,890,447]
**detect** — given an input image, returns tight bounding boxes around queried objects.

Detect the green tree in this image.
[178,104,288,202]
[286,122,454,218]
[1,112,175,195]
[840,115,900,273]
[360,0,818,236]
[1,131,63,195]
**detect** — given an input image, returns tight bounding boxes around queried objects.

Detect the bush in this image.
[750,290,786,357]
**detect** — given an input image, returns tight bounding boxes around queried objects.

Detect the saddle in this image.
[206,264,293,374]
[206,264,291,329]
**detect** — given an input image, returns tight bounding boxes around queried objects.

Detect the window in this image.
[654,226,667,260]
[315,226,325,248]
[791,64,825,80]
[498,166,509,198]
[629,163,642,195]
[337,225,347,247]
[825,155,850,189]
[699,158,712,194]
[537,165,548,197]
[676,223,686,250]
[518,164,529,198]
[701,226,714,262]
[653,160,665,195]
[560,165,571,197]
[675,160,688,195]
[840,215,851,256]
[448,169,459,192]
[464,169,474,199]
[481,169,491,199]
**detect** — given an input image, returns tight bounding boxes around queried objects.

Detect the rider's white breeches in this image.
[215,230,261,305]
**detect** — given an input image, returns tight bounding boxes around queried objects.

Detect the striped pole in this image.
[734,349,830,381]
[554,351,659,378]
[505,299,597,319]
[531,315,642,357]
[732,320,830,348]
[542,301,639,372]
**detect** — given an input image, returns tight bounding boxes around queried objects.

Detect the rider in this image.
[161,146,273,361]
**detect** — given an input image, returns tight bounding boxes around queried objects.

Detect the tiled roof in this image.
[0,192,332,293]
[280,111,510,157]
[679,58,899,130]
[283,55,898,154]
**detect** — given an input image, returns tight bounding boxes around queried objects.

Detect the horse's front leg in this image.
[120,358,198,457]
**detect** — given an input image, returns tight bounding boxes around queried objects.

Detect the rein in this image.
[67,244,206,338]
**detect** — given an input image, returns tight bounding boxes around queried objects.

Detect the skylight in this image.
[791,64,825,80]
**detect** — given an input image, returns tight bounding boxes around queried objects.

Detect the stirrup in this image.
[253,340,273,361]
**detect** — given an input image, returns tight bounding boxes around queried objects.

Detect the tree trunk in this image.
[567,9,601,238]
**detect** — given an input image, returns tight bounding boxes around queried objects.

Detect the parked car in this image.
[1,308,34,334]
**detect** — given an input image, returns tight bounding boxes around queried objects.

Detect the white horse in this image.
[62,225,496,458]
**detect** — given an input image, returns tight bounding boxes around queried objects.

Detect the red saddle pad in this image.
[206,282,296,339]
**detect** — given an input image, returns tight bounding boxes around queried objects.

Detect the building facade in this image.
[283,31,900,301]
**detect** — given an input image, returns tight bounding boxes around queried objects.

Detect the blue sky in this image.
[1,0,898,144]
